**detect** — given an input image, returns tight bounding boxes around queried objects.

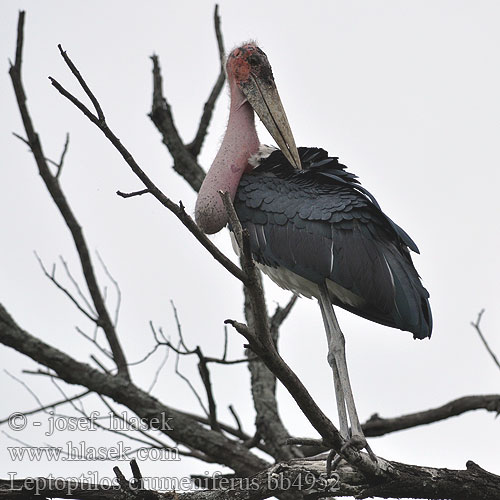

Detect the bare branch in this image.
[0,389,91,425]
[9,24,130,379]
[12,131,29,146]
[173,340,209,416]
[222,324,228,359]
[270,294,298,339]
[34,252,97,323]
[81,396,178,452]
[59,255,97,316]
[171,300,191,352]
[186,4,226,158]
[22,369,60,379]
[147,347,169,393]
[149,54,206,192]
[49,49,245,283]
[76,326,113,359]
[4,369,45,409]
[128,329,164,366]
[55,132,70,178]
[90,354,112,374]
[362,394,500,437]
[228,404,243,435]
[471,309,500,372]
[57,44,104,121]
[95,250,122,327]
[116,188,151,198]
[8,10,500,500]
[286,437,324,447]
[3,456,500,499]
[13,11,25,69]
[0,301,269,475]
[196,347,221,432]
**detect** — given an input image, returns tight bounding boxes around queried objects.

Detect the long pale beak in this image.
[239,74,302,169]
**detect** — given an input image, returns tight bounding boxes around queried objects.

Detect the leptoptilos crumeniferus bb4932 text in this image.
[195,42,432,458]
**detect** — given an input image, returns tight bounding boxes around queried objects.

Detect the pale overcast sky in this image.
[1,0,499,496]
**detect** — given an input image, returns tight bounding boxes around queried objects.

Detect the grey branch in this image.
[149,4,227,191]
[0,302,268,476]
[471,309,500,372]
[186,4,226,158]
[6,9,500,500]
[48,46,245,283]
[2,456,500,499]
[363,394,500,437]
[9,12,130,379]
[149,54,206,192]
[244,283,301,461]
[34,252,97,324]
[147,9,300,467]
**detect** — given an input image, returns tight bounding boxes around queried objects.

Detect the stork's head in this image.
[226,43,301,169]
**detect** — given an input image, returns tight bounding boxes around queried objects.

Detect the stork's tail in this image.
[384,247,432,339]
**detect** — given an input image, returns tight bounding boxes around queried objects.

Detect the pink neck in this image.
[195,82,260,234]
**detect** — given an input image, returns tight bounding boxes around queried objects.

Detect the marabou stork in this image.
[195,42,432,454]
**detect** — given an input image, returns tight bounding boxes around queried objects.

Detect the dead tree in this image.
[2,8,500,500]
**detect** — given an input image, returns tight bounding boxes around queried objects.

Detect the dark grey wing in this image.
[235,153,432,339]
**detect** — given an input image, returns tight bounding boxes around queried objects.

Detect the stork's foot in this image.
[341,433,366,452]
[325,436,379,477]
[342,434,378,463]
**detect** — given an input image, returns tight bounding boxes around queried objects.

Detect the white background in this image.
[1,1,499,497]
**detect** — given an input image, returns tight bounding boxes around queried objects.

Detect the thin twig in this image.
[116,188,151,198]
[171,300,190,352]
[76,326,113,359]
[270,294,298,339]
[49,50,245,283]
[186,4,226,158]
[12,131,29,146]
[228,404,243,435]
[56,132,70,179]
[149,54,206,192]
[128,339,163,366]
[10,31,130,378]
[222,324,228,360]
[95,250,121,327]
[22,369,61,379]
[196,347,221,432]
[59,256,97,316]
[4,369,45,409]
[471,309,500,372]
[147,347,169,393]
[244,431,262,449]
[174,341,208,416]
[97,395,174,450]
[34,252,97,323]
[0,390,91,425]
[90,354,112,374]
[57,44,104,121]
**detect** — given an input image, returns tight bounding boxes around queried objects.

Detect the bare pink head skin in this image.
[195,43,261,234]
[195,42,300,234]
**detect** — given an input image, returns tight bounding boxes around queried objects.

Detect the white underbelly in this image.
[258,263,364,309]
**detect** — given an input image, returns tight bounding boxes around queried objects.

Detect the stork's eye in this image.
[248,54,260,66]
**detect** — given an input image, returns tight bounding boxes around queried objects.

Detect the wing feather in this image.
[234,147,432,338]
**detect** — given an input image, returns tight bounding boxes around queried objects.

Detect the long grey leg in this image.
[318,295,349,439]
[318,282,376,459]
